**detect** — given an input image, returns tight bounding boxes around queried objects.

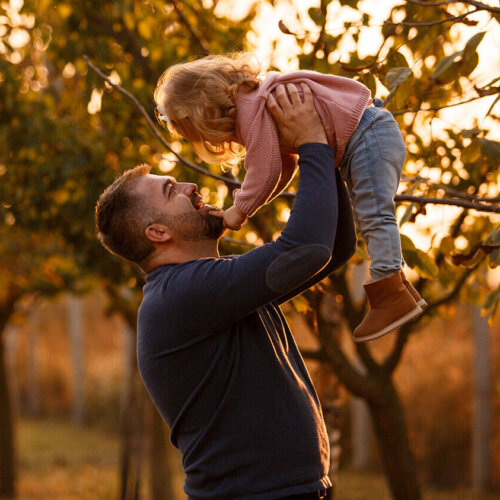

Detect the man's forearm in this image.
[277,142,337,252]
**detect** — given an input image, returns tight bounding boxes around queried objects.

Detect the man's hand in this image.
[266,83,328,151]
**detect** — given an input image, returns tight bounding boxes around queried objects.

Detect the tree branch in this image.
[85,56,241,188]
[300,349,329,362]
[85,58,500,214]
[385,8,479,26]
[460,0,500,14]
[221,236,258,248]
[84,11,158,82]
[169,0,209,55]
[382,322,413,375]
[393,95,495,116]
[401,175,500,203]
[383,261,480,374]
[395,194,500,213]
[407,0,500,12]
[406,0,457,6]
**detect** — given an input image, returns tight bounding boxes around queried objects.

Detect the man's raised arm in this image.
[164,84,355,332]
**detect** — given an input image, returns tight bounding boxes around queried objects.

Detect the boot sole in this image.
[417,298,428,309]
[353,305,423,343]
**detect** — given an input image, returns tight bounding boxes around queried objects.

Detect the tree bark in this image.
[367,380,422,500]
[68,295,85,425]
[26,309,41,416]
[471,305,492,492]
[0,292,21,498]
[149,402,177,500]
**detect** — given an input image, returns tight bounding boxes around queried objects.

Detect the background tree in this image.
[1,0,256,497]
[1,0,498,498]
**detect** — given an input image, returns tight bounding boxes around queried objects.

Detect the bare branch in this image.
[300,349,329,362]
[401,175,500,203]
[169,0,209,55]
[85,58,500,214]
[461,0,500,14]
[393,95,492,116]
[382,322,413,375]
[85,56,241,188]
[221,236,258,248]
[383,259,480,374]
[406,0,457,6]
[427,263,480,312]
[385,8,479,26]
[84,11,158,82]
[395,194,500,213]
[405,0,500,10]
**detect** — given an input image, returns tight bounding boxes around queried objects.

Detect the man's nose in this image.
[179,182,197,195]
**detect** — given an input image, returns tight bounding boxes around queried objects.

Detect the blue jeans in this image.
[338,105,406,281]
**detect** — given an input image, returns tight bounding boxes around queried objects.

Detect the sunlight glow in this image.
[159,153,177,172]
[8,27,29,48]
[87,88,103,115]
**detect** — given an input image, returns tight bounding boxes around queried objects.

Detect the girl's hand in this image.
[209,205,247,230]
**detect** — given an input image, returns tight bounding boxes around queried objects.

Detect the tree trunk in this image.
[351,396,375,470]
[471,305,492,492]
[367,380,421,500]
[119,320,144,500]
[0,295,20,498]
[26,309,41,416]
[68,295,85,425]
[149,402,177,500]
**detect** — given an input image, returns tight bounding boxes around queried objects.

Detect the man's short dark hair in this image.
[95,164,158,265]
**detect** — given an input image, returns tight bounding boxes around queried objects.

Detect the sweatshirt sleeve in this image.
[162,144,352,336]
[232,104,284,217]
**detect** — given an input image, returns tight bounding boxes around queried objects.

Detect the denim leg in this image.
[340,109,406,281]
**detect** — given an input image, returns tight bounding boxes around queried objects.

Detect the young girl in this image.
[154,53,426,343]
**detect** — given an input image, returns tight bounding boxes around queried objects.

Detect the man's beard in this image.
[160,209,224,241]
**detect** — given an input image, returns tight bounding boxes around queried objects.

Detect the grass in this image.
[13,417,500,500]
[336,469,500,500]
[16,417,119,500]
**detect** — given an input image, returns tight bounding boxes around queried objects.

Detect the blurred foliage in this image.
[0,0,499,494]
[0,0,256,304]
[0,0,498,316]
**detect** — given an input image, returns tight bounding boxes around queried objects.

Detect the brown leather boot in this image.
[353,272,423,343]
[399,270,427,309]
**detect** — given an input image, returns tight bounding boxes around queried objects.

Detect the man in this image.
[95,84,356,499]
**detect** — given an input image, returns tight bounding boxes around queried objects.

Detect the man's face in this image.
[133,174,224,241]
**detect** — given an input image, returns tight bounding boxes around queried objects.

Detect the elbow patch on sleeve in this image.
[266,244,332,294]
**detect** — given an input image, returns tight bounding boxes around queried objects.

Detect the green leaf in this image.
[401,234,439,279]
[485,226,500,268]
[464,31,486,52]
[461,51,479,77]
[461,141,481,163]
[357,72,377,95]
[385,67,414,108]
[399,203,416,228]
[439,236,455,256]
[431,51,462,83]
[338,0,359,7]
[385,67,412,90]
[482,285,500,325]
[308,7,325,25]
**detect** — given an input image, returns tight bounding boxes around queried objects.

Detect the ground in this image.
[12,417,500,500]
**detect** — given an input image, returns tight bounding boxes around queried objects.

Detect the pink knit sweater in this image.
[233,70,371,216]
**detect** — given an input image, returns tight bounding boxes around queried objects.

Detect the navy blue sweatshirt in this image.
[137,143,356,499]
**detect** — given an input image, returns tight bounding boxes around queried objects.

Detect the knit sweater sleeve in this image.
[232,102,283,217]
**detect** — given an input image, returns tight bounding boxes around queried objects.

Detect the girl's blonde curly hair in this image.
[154,53,261,165]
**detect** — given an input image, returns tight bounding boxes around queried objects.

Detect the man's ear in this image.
[145,223,172,243]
